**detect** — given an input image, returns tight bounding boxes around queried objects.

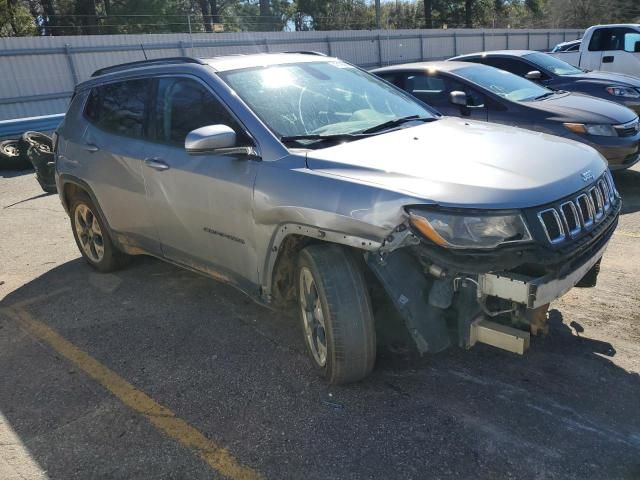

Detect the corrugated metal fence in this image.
[0,28,582,121]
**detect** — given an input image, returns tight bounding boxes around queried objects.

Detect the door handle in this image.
[144,157,170,171]
[82,143,99,153]
[602,56,614,63]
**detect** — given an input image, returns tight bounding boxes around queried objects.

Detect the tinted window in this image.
[401,72,485,107]
[588,28,608,51]
[589,27,640,51]
[153,78,248,147]
[479,57,533,77]
[407,75,446,96]
[85,79,150,138]
[378,73,404,89]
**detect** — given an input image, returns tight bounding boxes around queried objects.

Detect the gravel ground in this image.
[0,165,639,480]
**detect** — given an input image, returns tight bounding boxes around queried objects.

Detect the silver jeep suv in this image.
[55,53,620,384]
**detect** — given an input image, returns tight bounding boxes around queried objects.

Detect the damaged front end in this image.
[367,173,621,356]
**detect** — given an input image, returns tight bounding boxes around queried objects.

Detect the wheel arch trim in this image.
[261,222,382,299]
[57,174,120,248]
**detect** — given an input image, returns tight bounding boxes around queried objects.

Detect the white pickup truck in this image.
[549,24,640,76]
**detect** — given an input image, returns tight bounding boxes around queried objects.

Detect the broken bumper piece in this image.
[477,243,607,309]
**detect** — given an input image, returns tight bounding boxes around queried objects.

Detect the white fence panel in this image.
[0,28,582,121]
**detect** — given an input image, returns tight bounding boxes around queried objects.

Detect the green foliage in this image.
[0,0,36,35]
[0,0,637,36]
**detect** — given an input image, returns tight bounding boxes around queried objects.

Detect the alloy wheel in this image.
[74,204,105,263]
[299,267,328,367]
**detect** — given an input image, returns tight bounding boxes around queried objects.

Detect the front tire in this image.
[69,193,129,272]
[297,244,376,384]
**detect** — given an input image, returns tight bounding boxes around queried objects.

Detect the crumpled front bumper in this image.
[477,242,606,309]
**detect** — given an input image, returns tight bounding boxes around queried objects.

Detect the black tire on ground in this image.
[0,139,31,170]
[27,145,57,193]
[296,244,376,384]
[19,131,52,154]
[36,175,57,194]
[69,192,130,273]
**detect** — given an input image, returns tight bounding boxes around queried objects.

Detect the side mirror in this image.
[185,125,236,154]
[634,40,640,53]
[525,70,542,80]
[450,90,467,106]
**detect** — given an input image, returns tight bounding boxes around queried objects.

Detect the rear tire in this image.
[296,244,376,384]
[69,193,130,273]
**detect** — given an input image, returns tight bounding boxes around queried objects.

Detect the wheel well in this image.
[271,235,368,306]
[271,233,370,307]
[62,182,85,211]
[271,234,313,306]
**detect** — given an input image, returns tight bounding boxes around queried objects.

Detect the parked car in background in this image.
[546,24,640,76]
[551,39,581,53]
[373,61,640,170]
[450,50,640,113]
[56,54,620,384]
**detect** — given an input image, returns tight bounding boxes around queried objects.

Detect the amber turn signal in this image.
[409,214,449,247]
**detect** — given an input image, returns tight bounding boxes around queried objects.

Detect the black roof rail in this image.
[91,57,206,77]
[283,51,328,56]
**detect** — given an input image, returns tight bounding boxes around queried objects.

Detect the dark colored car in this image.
[551,40,581,53]
[372,61,640,170]
[450,50,640,114]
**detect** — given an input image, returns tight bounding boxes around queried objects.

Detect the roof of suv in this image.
[90,52,333,79]
[203,52,331,72]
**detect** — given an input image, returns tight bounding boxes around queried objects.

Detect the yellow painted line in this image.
[3,307,262,480]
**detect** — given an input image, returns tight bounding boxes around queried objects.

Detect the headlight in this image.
[563,123,617,136]
[606,86,640,98]
[408,209,532,249]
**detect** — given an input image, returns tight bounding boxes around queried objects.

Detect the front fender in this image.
[252,158,423,295]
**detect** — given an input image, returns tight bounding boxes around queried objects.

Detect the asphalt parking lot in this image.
[1,165,639,480]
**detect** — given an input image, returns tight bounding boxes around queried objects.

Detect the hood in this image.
[563,70,640,88]
[524,92,637,124]
[305,117,607,209]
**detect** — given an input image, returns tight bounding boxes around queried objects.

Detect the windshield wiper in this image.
[280,116,437,146]
[280,133,370,145]
[534,91,556,101]
[359,115,437,134]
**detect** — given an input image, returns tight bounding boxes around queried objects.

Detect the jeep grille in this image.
[537,173,617,244]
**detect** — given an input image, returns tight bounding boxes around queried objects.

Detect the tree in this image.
[423,0,432,27]
[198,0,212,31]
[74,0,98,34]
[1,0,36,35]
[464,0,474,27]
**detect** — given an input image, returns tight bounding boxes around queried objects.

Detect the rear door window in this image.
[85,79,151,138]
[479,57,534,77]
[377,73,405,89]
[151,77,250,147]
